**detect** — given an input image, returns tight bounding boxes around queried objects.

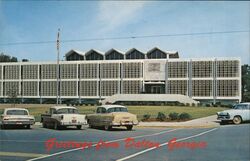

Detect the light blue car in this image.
[217,102,250,124]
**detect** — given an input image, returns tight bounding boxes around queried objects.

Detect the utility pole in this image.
[56,29,60,105]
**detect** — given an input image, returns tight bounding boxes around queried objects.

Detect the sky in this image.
[0,1,249,64]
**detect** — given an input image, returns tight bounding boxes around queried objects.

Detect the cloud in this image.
[97,1,148,33]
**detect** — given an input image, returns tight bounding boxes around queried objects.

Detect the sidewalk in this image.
[137,115,220,128]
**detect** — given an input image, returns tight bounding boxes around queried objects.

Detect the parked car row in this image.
[0,105,139,131]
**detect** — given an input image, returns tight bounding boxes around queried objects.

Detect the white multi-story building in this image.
[0,47,241,104]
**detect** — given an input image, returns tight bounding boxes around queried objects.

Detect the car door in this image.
[92,107,104,126]
[243,104,250,121]
[238,104,249,121]
[98,107,107,126]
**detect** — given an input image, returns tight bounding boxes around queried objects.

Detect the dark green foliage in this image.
[142,114,151,121]
[0,53,18,62]
[169,112,179,120]
[157,112,166,121]
[242,64,250,102]
[179,112,191,120]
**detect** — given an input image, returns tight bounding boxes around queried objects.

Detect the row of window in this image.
[0,80,239,97]
[0,60,239,80]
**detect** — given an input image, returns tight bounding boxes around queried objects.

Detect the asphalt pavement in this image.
[0,124,249,161]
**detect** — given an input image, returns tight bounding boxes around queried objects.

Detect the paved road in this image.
[0,124,249,161]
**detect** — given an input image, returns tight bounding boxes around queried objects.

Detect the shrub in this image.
[179,103,185,106]
[215,102,221,107]
[157,112,166,121]
[206,104,211,107]
[192,103,196,107]
[179,112,191,120]
[169,112,179,120]
[142,114,151,121]
[186,103,190,107]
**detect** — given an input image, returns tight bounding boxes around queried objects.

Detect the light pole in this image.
[56,29,60,105]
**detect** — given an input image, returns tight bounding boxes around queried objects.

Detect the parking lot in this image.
[0,124,249,161]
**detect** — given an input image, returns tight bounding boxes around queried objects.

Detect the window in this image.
[60,64,77,79]
[107,107,128,113]
[7,110,28,115]
[80,63,98,79]
[50,108,56,114]
[168,80,187,95]
[101,81,119,96]
[217,60,239,77]
[100,63,119,78]
[168,62,187,78]
[123,63,142,78]
[96,107,106,113]
[233,104,249,110]
[192,61,212,78]
[217,80,239,97]
[22,65,38,79]
[56,108,79,114]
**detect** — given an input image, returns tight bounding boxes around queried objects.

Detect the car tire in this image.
[126,125,133,131]
[54,122,60,130]
[26,125,31,129]
[1,124,5,129]
[104,125,112,131]
[76,125,82,130]
[233,116,242,124]
[42,122,47,128]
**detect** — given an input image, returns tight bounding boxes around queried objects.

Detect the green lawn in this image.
[0,104,228,122]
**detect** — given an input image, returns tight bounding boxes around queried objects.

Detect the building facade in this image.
[0,48,241,104]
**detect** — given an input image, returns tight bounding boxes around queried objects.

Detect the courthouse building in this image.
[0,47,241,104]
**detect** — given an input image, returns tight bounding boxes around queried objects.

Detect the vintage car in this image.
[87,105,138,130]
[0,108,35,129]
[217,102,250,124]
[41,106,87,130]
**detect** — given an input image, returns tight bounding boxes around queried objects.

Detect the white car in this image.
[217,102,250,124]
[41,106,87,130]
[0,108,35,129]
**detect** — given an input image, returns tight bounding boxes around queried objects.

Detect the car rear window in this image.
[107,107,128,113]
[56,108,79,114]
[6,110,28,115]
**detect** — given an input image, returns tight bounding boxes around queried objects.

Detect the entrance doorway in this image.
[145,84,165,94]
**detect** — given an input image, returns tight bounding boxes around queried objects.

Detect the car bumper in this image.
[1,120,35,125]
[111,121,138,126]
[60,121,88,126]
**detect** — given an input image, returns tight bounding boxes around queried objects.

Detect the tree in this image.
[242,64,250,102]
[0,52,18,62]
[7,84,20,107]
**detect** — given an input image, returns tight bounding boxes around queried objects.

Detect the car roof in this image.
[97,105,127,110]
[51,106,77,110]
[239,102,250,105]
[4,108,28,111]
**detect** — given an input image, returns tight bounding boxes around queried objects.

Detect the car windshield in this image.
[107,107,128,113]
[6,110,28,115]
[56,108,79,114]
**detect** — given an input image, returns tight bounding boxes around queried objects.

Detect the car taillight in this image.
[3,117,9,120]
